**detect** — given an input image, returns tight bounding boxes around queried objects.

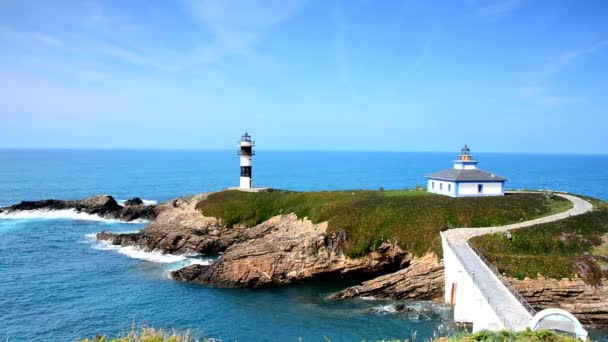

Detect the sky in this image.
[0,0,607,153]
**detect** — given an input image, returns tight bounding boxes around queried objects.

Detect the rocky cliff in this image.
[97,193,245,255]
[509,276,608,327]
[327,253,445,301]
[0,195,156,221]
[171,213,409,287]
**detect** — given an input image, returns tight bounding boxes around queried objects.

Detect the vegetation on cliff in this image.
[470,206,608,285]
[432,329,582,342]
[196,190,567,257]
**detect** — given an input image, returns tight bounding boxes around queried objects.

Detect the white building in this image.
[238,132,254,189]
[425,145,507,197]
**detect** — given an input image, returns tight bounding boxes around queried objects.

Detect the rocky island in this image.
[3,189,607,326]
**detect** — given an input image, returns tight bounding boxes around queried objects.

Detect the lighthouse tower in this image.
[452,144,479,170]
[238,132,254,189]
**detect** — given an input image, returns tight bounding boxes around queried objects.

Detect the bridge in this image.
[441,192,593,332]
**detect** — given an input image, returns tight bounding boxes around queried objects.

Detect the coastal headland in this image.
[3,189,607,326]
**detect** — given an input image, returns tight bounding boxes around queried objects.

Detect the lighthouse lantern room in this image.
[238,132,254,189]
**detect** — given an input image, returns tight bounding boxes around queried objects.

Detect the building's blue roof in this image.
[425,168,507,182]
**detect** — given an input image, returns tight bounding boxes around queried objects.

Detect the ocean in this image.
[0,150,607,341]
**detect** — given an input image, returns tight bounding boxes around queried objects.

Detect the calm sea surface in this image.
[0,150,607,341]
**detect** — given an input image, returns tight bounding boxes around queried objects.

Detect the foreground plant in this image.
[75,324,217,342]
[434,329,584,342]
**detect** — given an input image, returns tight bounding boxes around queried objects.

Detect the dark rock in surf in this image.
[0,195,157,222]
[124,197,144,206]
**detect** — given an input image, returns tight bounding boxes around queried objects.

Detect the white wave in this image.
[0,209,149,223]
[83,230,140,241]
[370,304,399,314]
[117,199,158,206]
[92,239,216,266]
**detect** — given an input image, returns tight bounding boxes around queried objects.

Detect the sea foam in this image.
[92,238,215,266]
[117,199,158,206]
[0,209,148,223]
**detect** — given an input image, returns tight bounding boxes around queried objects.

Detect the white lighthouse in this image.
[238,132,254,189]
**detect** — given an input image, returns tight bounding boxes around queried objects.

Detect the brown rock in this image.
[171,213,408,287]
[509,277,608,327]
[327,253,444,301]
[97,193,244,255]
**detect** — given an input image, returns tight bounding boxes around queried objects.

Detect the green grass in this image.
[470,208,608,285]
[196,190,567,257]
[380,190,433,197]
[433,329,582,342]
[547,195,573,214]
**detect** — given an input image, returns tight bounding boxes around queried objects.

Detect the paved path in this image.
[443,192,593,330]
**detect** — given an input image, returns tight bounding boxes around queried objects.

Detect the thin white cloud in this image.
[181,0,306,63]
[517,40,608,106]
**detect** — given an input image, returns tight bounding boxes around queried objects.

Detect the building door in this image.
[450,282,457,305]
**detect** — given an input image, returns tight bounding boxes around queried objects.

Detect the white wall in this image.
[240,155,252,166]
[428,179,456,197]
[441,234,505,331]
[458,182,503,196]
[240,176,252,188]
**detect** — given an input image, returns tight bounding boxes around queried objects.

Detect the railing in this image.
[468,242,537,317]
[445,239,514,330]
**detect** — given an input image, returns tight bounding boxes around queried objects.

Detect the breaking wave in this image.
[117,199,158,206]
[91,238,216,266]
[0,209,147,223]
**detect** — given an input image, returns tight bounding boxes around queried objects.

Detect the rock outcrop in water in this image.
[509,276,608,327]
[171,213,409,287]
[0,195,156,222]
[97,193,245,255]
[327,253,445,301]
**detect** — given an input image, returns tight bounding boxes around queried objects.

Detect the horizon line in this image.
[0,147,606,156]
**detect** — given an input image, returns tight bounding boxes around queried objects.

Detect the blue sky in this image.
[0,0,607,153]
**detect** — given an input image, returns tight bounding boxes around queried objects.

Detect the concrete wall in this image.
[428,179,456,197]
[458,182,503,196]
[441,234,505,332]
[240,155,252,166]
[240,176,252,188]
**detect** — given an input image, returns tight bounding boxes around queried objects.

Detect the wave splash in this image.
[0,209,149,223]
[91,237,216,266]
[117,199,158,206]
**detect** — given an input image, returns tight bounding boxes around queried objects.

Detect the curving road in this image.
[442,192,593,330]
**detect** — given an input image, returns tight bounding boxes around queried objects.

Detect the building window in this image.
[432,182,435,189]
[478,184,483,193]
[440,183,443,190]
[448,184,451,192]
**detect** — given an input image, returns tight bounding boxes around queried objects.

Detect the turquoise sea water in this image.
[0,150,607,341]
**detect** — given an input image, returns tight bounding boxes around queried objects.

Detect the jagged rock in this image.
[97,193,244,255]
[0,195,156,221]
[509,276,608,327]
[124,197,144,206]
[327,253,444,301]
[171,213,409,288]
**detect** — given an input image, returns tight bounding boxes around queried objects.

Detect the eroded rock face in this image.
[171,213,409,288]
[97,193,245,255]
[0,195,157,222]
[509,277,608,327]
[327,253,444,301]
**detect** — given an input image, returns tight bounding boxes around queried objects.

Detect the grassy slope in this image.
[470,206,608,285]
[196,190,566,257]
